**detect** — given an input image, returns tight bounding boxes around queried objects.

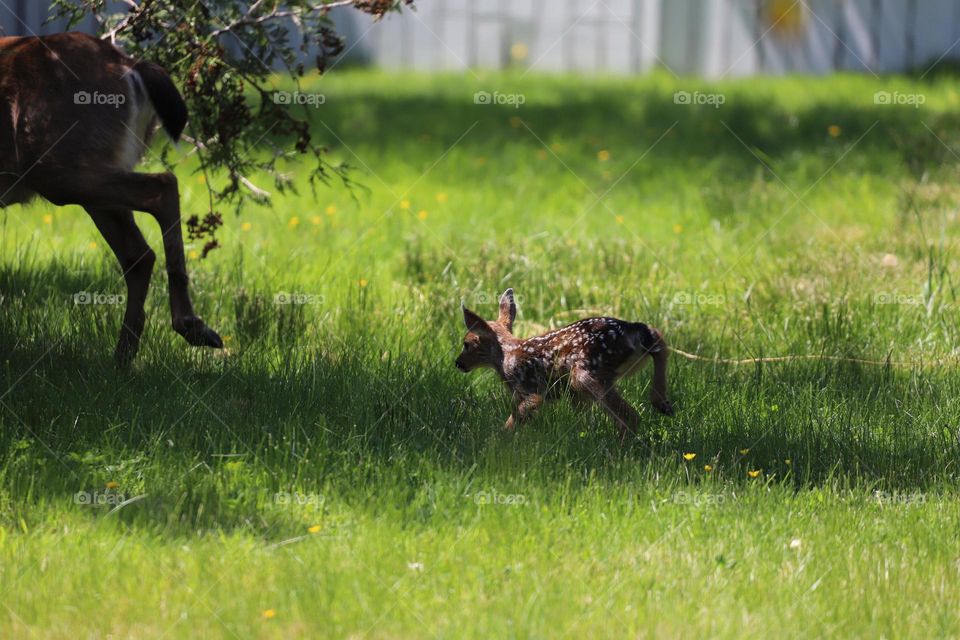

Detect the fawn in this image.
[456,289,673,444]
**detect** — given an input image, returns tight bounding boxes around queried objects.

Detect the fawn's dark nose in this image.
[455,360,468,372]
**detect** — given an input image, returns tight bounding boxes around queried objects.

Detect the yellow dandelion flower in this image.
[105,481,119,489]
[42,214,53,225]
[436,192,448,203]
[222,335,232,343]
[197,175,206,184]
[311,216,322,225]
[288,216,300,228]
[747,470,762,478]
[597,149,611,161]
[673,224,683,234]
[704,464,714,472]
[188,250,199,260]
[400,199,411,210]
[764,0,808,36]
[325,205,336,215]
[262,609,276,619]
[308,524,322,534]
[827,124,841,138]
[88,241,98,250]
[615,215,624,224]
[241,222,252,232]
[683,452,696,461]
[739,448,750,455]
[417,210,428,220]
[358,279,368,288]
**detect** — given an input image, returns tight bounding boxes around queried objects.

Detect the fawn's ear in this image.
[462,305,495,338]
[498,288,517,332]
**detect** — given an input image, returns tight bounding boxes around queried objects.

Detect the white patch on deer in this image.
[116,69,157,171]
[9,100,20,165]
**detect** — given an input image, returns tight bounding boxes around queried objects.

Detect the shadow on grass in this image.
[5,73,960,534]
[1,262,958,539]
[305,77,960,181]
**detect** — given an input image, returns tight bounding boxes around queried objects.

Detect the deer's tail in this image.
[133,61,188,141]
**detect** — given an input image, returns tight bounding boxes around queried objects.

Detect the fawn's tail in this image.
[667,347,951,369]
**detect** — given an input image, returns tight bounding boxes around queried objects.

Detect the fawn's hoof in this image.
[173,316,223,349]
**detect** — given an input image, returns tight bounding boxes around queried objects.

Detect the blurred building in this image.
[3,0,960,76]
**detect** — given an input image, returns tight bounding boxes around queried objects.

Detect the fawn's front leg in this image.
[504,393,543,430]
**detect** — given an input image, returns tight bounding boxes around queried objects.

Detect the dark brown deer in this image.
[456,289,673,444]
[0,32,222,365]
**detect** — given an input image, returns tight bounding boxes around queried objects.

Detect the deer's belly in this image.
[508,361,571,395]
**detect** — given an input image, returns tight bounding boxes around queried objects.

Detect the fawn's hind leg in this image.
[647,329,673,415]
[573,372,641,445]
[504,393,543,430]
[599,388,642,446]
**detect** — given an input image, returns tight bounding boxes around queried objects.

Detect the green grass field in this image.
[3,69,960,638]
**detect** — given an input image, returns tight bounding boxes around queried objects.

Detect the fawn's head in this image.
[455,288,517,372]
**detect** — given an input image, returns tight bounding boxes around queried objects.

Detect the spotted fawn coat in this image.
[456,289,673,444]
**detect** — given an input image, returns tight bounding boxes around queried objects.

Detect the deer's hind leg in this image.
[572,371,641,446]
[30,168,222,351]
[86,208,155,366]
[598,388,643,446]
[647,329,673,415]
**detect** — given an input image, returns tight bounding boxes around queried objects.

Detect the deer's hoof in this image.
[174,316,224,349]
[653,399,675,416]
[114,344,138,369]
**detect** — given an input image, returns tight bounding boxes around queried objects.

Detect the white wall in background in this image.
[4,1,959,76]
